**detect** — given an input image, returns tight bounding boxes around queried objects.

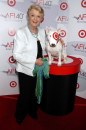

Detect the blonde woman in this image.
[13,4,46,124]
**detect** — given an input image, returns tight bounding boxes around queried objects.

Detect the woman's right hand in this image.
[35,58,43,66]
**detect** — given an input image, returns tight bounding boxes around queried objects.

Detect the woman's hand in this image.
[35,58,43,66]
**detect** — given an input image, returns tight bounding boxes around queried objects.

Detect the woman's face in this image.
[28,9,43,28]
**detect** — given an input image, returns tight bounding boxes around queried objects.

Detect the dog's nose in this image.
[50,44,56,47]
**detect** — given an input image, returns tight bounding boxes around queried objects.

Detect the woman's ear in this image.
[41,17,44,23]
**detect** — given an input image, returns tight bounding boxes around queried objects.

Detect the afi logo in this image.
[33,0,52,6]
[79,70,86,78]
[56,16,68,22]
[81,0,86,8]
[78,30,86,38]
[7,68,16,74]
[1,41,14,50]
[2,68,16,75]
[5,13,24,21]
[72,43,86,52]
[35,0,45,4]
[7,0,16,6]
[74,14,86,21]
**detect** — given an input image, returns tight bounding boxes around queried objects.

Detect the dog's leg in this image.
[62,49,67,63]
[58,51,62,66]
[48,52,52,65]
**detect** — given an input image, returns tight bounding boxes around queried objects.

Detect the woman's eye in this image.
[38,16,40,18]
[31,14,34,17]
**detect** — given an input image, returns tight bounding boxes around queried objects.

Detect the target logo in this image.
[76,83,80,89]
[8,28,16,36]
[53,32,59,40]
[60,2,68,10]
[78,30,86,38]
[78,58,83,64]
[81,0,86,8]
[8,56,16,63]
[60,30,66,37]
[10,81,17,88]
[7,0,16,6]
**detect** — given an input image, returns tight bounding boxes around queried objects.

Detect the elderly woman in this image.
[13,4,46,124]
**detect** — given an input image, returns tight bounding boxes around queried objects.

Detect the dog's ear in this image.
[45,26,56,34]
[45,26,50,35]
[49,26,55,30]
[57,28,61,34]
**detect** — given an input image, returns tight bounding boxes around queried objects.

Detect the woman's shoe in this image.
[16,118,23,124]
[28,112,37,119]
[15,113,25,124]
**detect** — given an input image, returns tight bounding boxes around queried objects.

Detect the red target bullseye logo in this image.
[76,83,79,89]
[8,56,16,63]
[10,81,17,88]
[60,30,66,37]
[78,58,83,64]
[81,0,86,8]
[78,30,86,38]
[8,28,16,36]
[7,0,16,6]
[53,32,59,40]
[60,2,68,10]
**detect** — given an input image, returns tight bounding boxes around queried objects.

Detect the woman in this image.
[13,4,46,124]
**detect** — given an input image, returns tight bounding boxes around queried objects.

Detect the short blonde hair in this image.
[27,4,44,19]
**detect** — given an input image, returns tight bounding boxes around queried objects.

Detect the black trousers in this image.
[15,72,37,120]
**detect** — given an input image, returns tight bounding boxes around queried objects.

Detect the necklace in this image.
[31,33,38,39]
[28,25,38,39]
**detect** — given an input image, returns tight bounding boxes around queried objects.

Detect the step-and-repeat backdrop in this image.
[0,0,86,98]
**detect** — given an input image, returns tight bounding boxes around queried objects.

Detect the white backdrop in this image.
[0,0,86,98]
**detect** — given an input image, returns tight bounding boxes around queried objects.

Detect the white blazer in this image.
[13,25,46,76]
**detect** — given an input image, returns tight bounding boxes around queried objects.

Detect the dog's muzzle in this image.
[50,44,56,47]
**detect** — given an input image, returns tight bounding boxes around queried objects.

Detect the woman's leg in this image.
[15,72,37,123]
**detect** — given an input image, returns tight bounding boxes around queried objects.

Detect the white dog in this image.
[45,27,67,66]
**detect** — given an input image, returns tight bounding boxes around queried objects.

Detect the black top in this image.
[37,40,43,58]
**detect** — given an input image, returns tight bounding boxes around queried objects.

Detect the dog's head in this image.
[45,27,61,47]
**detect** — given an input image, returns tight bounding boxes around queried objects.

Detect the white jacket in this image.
[13,25,46,76]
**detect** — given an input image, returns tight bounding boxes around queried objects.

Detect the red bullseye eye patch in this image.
[53,32,59,40]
